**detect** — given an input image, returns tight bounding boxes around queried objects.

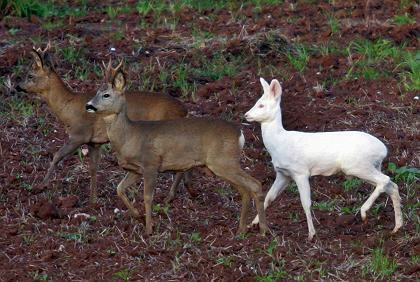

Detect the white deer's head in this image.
[245,78,282,123]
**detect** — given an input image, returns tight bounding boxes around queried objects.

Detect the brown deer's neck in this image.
[106,103,140,152]
[44,74,75,116]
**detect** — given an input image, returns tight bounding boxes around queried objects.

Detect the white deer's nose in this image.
[244,111,253,122]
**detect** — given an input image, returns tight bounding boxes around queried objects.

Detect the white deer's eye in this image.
[258,104,264,108]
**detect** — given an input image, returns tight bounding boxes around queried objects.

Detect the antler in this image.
[114,59,123,72]
[42,41,51,53]
[33,41,51,54]
[103,57,124,83]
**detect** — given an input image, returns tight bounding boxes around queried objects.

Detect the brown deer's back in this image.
[126,91,187,121]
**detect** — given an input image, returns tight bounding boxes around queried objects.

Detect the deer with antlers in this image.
[16,44,194,203]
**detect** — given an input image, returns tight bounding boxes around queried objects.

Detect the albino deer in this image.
[245,78,402,240]
[16,45,194,203]
[85,69,269,236]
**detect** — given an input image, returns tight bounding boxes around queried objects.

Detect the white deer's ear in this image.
[260,77,270,94]
[270,79,282,99]
[113,71,126,91]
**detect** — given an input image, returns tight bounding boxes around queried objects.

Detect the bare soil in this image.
[0,0,419,281]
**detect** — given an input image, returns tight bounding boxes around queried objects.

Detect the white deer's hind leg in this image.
[386,181,403,233]
[352,169,387,223]
[294,176,315,240]
[251,171,290,226]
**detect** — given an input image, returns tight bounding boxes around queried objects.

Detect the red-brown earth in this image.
[0,0,419,281]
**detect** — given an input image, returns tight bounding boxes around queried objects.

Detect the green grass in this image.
[313,200,336,211]
[387,162,420,184]
[191,53,239,81]
[106,5,131,19]
[363,247,398,279]
[75,66,89,80]
[190,232,201,242]
[340,205,359,215]
[344,39,419,90]
[326,13,340,35]
[256,270,287,282]
[256,258,287,282]
[114,269,130,281]
[29,270,50,281]
[42,20,64,30]
[8,97,38,120]
[216,256,233,267]
[61,232,83,242]
[392,13,416,25]
[342,178,363,191]
[286,44,310,72]
[152,203,170,216]
[397,51,420,91]
[173,63,197,97]
[411,255,420,264]
[135,0,284,16]
[59,46,81,63]
[3,0,56,18]
[347,39,399,66]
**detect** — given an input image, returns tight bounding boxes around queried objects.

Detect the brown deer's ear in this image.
[30,49,43,69]
[113,71,126,91]
[43,52,55,71]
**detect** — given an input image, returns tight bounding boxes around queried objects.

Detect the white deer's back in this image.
[263,128,387,177]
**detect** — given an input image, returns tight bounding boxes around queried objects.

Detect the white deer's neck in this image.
[260,109,287,154]
[261,109,285,135]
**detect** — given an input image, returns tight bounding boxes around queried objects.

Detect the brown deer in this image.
[17,45,194,203]
[85,69,269,236]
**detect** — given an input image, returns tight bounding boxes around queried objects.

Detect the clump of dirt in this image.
[31,199,62,219]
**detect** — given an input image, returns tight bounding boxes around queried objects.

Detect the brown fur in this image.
[18,48,191,203]
[87,70,269,236]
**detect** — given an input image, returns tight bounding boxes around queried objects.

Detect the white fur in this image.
[245,78,403,240]
[239,130,245,149]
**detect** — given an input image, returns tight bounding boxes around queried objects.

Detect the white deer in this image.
[245,78,403,240]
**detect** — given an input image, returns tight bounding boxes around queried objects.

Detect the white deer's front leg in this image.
[294,175,315,240]
[251,171,290,225]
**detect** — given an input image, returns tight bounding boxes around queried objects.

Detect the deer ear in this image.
[30,49,43,69]
[43,52,55,71]
[270,79,282,99]
[113,71,126,91]
[260,77,270,94]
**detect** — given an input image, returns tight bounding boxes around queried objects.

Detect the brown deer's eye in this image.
[28,74,34,79]
[103,94,110,98]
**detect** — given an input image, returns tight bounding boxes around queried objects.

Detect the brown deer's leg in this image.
[41,138,84,187]
[143,167,158,235]
[87,143,101,204]
[208,163,269,235]
[235,186,251,235]
[165,172,184,203]
[183,170,198,198]
[166,170,197,203]
[116,172,141,217]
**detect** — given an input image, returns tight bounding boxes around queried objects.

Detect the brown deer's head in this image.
[17,43,56,96]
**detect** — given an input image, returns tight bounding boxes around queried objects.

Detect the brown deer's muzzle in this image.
[86,103,97,113]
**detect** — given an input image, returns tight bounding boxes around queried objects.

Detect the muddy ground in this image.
[0,0,419,281]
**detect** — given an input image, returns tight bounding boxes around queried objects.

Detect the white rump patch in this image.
[239,130,245,149]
